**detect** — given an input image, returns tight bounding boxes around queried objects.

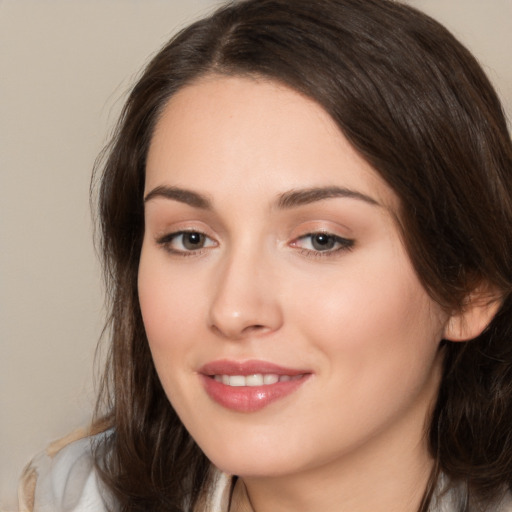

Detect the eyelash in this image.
[155,230,354,258]
[156,230,216,257]
[292,232,355,258]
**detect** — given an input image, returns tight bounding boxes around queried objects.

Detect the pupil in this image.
[312,234,335,251]
[184,232,204,250]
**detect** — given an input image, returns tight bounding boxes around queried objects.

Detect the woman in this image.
[20,0,512,511]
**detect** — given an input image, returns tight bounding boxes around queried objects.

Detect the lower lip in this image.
[200,374,310,412]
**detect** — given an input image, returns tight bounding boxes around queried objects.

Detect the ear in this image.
[443,284,502,342]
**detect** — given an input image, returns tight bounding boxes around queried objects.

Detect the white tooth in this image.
[217,374,292,386]
[246,374,264,386]
[263,374,279,385]
[229,375,246,387]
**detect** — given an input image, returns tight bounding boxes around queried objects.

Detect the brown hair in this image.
[93,0,512,510]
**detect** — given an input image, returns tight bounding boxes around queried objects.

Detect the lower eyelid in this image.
[297,242,354,260]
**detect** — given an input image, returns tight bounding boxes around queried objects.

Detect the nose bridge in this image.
[208,240,283,339]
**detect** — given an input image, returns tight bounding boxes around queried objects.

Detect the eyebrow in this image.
[276,186,380,209]
[144,184,380,210]
[144,185,212,209]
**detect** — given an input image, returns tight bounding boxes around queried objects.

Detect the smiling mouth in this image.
[199,360,311,412]
[211,373,304,386]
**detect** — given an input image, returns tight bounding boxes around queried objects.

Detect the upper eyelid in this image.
[287,217,353,234]
[156,229,214,242]
[293,232,354,244]
[290,225,353,241]
[154,222,216,239]
[152,221,354,245]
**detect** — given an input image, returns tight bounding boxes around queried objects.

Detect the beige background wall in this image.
[1,1,510,509]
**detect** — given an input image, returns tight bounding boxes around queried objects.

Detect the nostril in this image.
[240,324,268,335]
[247,324,265,330]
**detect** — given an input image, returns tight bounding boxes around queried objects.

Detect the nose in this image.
[208,248,284,340]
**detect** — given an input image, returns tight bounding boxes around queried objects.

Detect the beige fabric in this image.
[18,464,37,512]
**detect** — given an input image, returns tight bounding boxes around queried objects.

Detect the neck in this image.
[242,444,434,512]
[239,360,441,512]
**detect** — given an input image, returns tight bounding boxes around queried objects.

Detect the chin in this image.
[197,436,309,478]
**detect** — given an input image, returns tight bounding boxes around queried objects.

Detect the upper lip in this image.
[199,359,309,376]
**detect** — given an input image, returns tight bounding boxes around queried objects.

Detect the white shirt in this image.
[18,431,230,512]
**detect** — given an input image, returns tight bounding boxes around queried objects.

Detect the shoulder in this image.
[19,428,232,512]
[19,428,112,512]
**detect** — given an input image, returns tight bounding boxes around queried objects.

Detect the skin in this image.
[138,75,453,512]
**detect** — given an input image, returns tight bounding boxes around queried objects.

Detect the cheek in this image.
[289,251,445,381]
[286,264,444,449]
[137,249,209,414]
[137,248,205,359]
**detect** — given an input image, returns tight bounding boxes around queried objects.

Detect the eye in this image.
[292,232,354,254]
[156,230,216,254]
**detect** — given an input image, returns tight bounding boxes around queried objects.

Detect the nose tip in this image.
[209,299,283,340]
[208,259,283,340]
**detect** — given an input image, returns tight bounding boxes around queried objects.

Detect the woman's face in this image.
[139,75,449,480]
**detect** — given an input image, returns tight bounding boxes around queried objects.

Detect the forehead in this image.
[146,74,398,210]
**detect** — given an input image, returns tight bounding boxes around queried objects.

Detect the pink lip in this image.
[199,359,311,413]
